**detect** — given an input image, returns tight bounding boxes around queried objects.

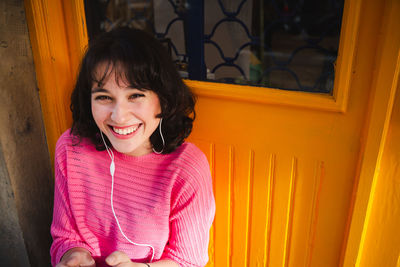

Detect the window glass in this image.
[84,0,344,93]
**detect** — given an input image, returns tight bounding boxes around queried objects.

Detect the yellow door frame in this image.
[24,0,88,162]
[342,0,400,265]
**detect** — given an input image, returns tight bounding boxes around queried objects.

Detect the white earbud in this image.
[110,161,115,176]
[100,131,155,262]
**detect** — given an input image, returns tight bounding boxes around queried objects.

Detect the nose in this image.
[110,101,129,124]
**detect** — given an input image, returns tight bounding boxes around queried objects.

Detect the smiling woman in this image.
[90,63,162,156]
[70,27,196,155]
[50,27,216,267]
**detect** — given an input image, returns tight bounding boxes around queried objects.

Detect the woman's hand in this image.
[106,251,179,267]
[56,247,95,267]
[105,251,143,267]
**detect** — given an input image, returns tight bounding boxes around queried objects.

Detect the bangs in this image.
[85,33,160,90]
[89,61,148,90]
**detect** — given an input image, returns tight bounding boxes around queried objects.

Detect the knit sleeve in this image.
[50,139,94,266]
[161,152,216,267]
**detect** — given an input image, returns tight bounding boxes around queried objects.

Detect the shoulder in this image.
[56,129,93,149]
[54,129,101,180]
[168,142,210,174]
[169,143,215,219]
[56,129,75,150]
[55,129,94,160]
[168,142,212,191]
[172,142,207,162]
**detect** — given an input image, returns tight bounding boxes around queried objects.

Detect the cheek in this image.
[136,100,160,119]
[91,102,106,125]
[150,96,162,116]
[150,103,161,118]
[91,101,98,121]
[155,102,162,115]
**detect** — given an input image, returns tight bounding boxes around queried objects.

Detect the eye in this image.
[94,95,112,101]
[129,93,145,100]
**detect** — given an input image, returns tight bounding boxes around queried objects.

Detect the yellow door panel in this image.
[184,1,383,265]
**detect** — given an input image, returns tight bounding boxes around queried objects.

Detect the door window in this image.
[84,0,344,93]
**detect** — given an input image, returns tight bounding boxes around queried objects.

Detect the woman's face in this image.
[91,64,161,156]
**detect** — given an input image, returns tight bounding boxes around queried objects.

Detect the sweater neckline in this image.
[111,148,162,162]
[99,142,189,162]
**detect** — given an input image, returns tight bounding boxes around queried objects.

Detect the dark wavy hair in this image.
[70,27,195,154]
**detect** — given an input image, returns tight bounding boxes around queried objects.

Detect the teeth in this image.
[113,125,138,135]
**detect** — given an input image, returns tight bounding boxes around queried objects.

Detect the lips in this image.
[109,124,141,138]
[112,125,139,135]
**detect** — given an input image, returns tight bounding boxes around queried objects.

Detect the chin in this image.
[114,144,149,156]
[114,146,136,154]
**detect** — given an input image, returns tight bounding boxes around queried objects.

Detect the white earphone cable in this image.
[100,131,155,262]
[152,118,165,154]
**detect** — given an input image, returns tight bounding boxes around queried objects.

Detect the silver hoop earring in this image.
[152,118,165,154]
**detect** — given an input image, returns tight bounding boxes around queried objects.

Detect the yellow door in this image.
[24,0,400,266]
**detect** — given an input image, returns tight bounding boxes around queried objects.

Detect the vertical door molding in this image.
[24,0,88,162]
[342,0,400,265]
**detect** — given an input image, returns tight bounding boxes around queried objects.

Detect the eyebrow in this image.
[91,87,108,94]
[91,86,147,94]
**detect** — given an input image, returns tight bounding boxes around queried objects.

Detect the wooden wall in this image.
[0,0,53,266]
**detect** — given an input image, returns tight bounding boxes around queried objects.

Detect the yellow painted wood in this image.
[25,0,400,266]
[282,158,297,267]
[304,162,324,267]
[187,0,384,265]
[359,48,400,267]
[342,0,400,265]
[24,0,88,163]
[263,154,275,267]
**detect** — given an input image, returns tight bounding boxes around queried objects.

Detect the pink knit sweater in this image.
[50,130,215,267]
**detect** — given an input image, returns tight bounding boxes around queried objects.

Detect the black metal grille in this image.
[84,0,343,93]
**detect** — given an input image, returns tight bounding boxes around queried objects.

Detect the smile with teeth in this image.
[111,125,140,135]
